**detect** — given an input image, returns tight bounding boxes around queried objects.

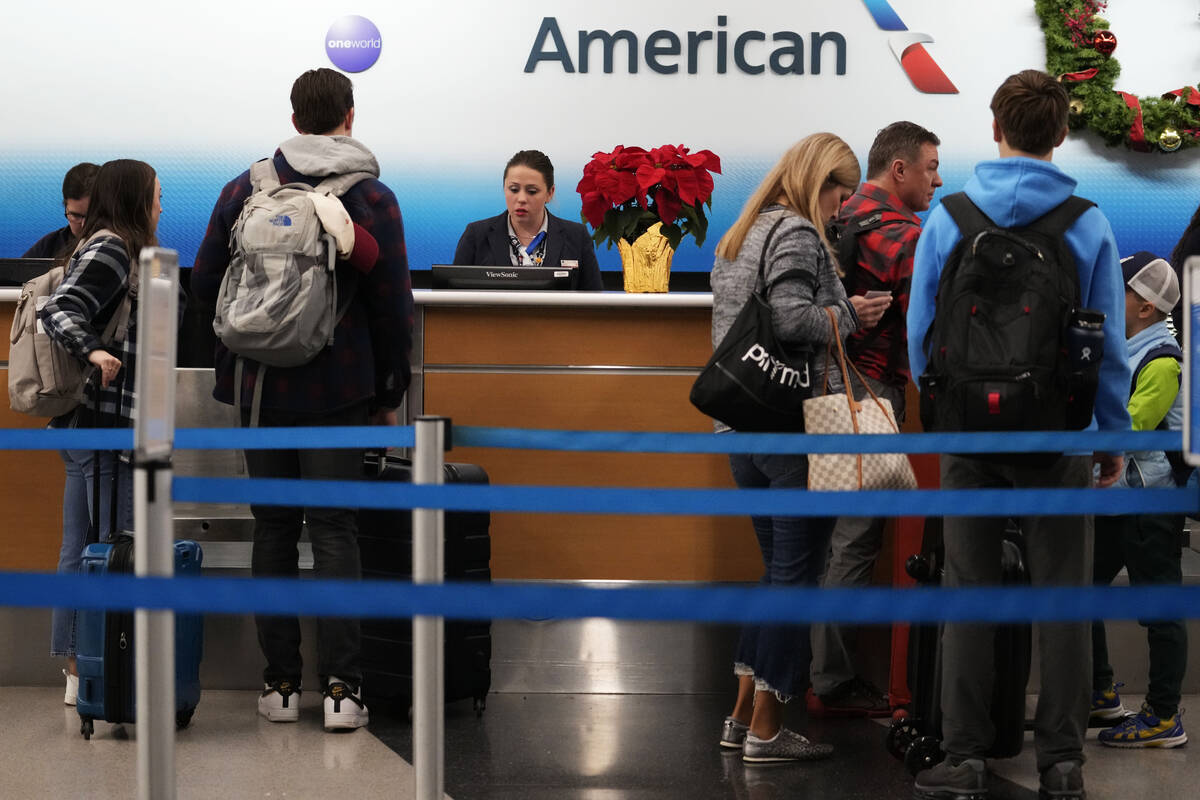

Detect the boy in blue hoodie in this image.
[908,70,1131,800]
[1090,251,1188,749]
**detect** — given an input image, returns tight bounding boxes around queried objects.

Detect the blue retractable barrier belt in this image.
[451,426,1179,454]
[2,571,1199,625]
[0,427,415,451]
[173,478,1196,517]
[0,427,1177,454]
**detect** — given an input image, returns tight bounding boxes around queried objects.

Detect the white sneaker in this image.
[258,679,302,722]
[323,677,368,731]
[63,669,78,706]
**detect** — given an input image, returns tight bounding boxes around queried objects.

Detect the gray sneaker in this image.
[913,757,987,800]
[742,727,834,763]
[720,716,749,749]
[1038,761,1085,800]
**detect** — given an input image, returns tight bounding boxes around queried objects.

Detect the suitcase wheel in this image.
[904,735,945,776]
[80,717,94,740]
[885,718,919,760]
[176,708,195,730]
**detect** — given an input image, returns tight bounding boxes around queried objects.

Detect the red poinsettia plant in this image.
[576,144,721,250]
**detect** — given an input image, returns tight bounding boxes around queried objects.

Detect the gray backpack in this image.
[8,230,136,417]
[213,159,370,369]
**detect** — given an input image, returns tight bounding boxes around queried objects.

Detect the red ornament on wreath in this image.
[1092,30,1117,57]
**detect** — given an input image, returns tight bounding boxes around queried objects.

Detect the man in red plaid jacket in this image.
[809,121,942,716]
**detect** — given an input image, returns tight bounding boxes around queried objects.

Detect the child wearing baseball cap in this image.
[1090,250,1188,748]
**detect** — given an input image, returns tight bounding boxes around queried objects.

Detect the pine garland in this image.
[1036,0,1200,153]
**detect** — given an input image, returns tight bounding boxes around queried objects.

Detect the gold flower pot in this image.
[617,222,674,293]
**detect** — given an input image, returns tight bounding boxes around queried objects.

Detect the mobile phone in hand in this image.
[864,290,892,299]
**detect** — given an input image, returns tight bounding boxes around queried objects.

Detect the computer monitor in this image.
[431,264,580,291]
[0,258,54,287]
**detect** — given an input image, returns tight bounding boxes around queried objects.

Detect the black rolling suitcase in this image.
[887,518,1032,774]
[358,452,492,715]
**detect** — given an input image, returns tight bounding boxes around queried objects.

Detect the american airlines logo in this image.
[742,344,810,389]
[860,0,957,94]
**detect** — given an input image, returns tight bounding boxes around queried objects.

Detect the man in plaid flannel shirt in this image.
[809,121,942,716]
[191,68,413,732]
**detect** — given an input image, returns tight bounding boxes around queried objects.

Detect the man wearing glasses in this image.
[23,162,100,260]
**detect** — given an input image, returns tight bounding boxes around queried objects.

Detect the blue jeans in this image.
[729,452,835,699]
[51,449,134,657]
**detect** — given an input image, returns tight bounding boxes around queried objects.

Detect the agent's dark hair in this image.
[290,68,354,135]
[990,69,1068,156]
[78,159,158,260]
[504,150,555,190]
[62,162,100,202]
[866,122,940,179]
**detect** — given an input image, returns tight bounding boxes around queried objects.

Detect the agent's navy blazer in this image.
[452,211,603,291]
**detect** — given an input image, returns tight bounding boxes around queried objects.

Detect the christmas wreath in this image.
[1037,0,1200,152]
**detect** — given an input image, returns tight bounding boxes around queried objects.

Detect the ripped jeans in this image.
[729,452,835,699]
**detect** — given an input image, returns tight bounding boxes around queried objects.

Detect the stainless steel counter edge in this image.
[414,289,713,308]
[0,288,715,306]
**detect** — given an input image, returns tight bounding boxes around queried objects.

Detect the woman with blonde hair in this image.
[710,133,890,764]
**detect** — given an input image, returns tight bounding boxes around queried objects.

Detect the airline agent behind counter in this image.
[452,149,603,290]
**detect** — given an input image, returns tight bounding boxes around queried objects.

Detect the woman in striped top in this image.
[41,159,161,705]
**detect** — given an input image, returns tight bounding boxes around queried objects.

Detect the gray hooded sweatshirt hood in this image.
[278,134,380,179]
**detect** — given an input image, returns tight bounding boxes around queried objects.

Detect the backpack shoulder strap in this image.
[313,170,374,198]
[1132,341,1183,394]
[1025,196,1096,239]
[939,192,995,240]
[249,159,281,193]
[834,210,907,278]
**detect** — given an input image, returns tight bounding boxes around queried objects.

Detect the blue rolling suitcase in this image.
[76,536,205,739]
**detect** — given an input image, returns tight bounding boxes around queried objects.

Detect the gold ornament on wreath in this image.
[1039,0,1200,154]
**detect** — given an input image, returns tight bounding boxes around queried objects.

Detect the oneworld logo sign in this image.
[523,2,955,93]
[325,15,382,73]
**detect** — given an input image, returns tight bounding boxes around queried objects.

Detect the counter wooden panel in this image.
[422,304,762,582]
[0,305,13,360]
[424,306,713,367]
[0,369,66,571]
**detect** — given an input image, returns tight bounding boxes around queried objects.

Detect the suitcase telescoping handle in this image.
[363,448,388,478]
[85,372,123,546]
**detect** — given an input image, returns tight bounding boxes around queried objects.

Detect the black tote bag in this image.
[690,217,814,432]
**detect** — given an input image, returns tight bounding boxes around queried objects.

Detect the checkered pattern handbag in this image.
[804,308,918,492]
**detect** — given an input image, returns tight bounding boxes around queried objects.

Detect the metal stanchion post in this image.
[413,416,447,800]
[133,248,179,800]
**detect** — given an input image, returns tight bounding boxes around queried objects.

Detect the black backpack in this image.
[828,210,908,286]
[919,193,1098,438]
[827,210,911,375]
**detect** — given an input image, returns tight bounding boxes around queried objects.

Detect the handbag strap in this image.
[820,307,899,434]
[755,216,802,293]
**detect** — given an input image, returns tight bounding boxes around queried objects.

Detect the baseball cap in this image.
[1121,251,1180,313]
